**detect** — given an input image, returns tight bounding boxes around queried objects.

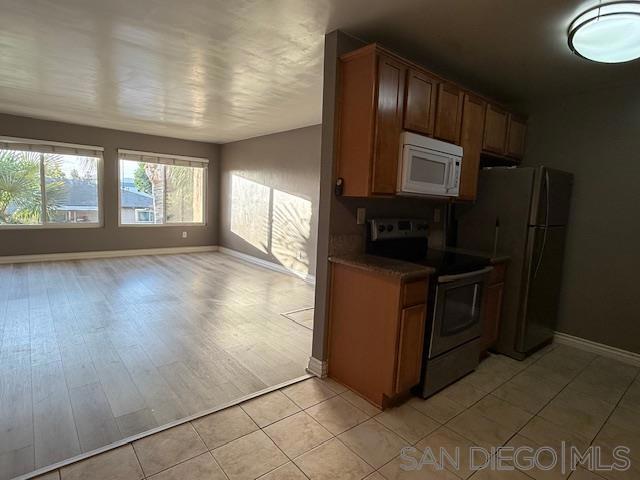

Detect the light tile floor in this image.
[29,344,640,480]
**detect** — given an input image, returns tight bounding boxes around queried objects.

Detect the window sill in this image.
[118,223,207,228]
[0,223,103,230]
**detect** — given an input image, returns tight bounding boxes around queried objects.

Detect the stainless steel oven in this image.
[366,218,494,398]
[429,267,492,358]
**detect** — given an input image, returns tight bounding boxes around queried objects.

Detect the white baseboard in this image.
[306,356,328,378]
[218,246,316,285]
[554,332,640,367]
[0,245,218,265]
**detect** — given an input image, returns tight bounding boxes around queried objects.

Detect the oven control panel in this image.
[370,218,429,241]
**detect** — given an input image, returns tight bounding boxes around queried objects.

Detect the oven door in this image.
[429,267,492,358]
[398,144,458,196]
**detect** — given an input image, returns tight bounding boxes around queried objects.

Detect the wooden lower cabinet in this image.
[395,304,426,394]
[480,262,507,353]
[327,263,429,408]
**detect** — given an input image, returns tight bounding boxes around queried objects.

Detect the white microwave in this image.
[397,132,463,197]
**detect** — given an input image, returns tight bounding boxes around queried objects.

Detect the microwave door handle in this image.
[446,160,455,189]
[443,162,450,188]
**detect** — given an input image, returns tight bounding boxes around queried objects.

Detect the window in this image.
[135,209,155,223]
[118,149,207,225]
[0,138,103,227]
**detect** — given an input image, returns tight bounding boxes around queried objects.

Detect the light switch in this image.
[182,231,188,238]
[433,208,441,224]
[356,208,366,225]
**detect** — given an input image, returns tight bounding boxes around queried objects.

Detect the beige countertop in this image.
[328,254,435,280]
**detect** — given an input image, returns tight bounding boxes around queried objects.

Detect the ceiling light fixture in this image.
[568,1,640,63]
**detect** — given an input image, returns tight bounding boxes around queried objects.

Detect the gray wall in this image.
[219,125,321,276]
[523,83,640,354]
[312,31,448,361]
[0,114,219,256]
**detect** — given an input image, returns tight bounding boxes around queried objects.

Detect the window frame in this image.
[134,208,155,224]
[117,149,208,228]
[0,137,104,230]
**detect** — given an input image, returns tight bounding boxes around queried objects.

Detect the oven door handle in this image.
[437,266,493,283]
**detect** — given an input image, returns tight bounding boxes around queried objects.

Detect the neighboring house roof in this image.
[57,179,98,207]
[6,179,154,214]
[60,179,154,209]
[121,178,136,190]
[120,188,154,209]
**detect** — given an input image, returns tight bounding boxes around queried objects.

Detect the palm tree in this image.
[0,150,66,224]
[166,165,203,222]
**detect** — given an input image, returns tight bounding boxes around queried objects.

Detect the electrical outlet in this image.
[182,231,188,238]
[356,208,366,225]
[433,208,441,224]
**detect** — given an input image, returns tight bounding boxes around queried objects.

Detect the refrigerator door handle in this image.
[544,169,550,228]
[533,170,551,279]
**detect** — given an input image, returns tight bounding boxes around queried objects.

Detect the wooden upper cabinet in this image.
[458,93,486,201]
[483,103,508,154]
[506,115,527,159]
[404,68,438,136]
[434,82,464,144]
[372,54,407,194]
[337,43,527,198]
[336,45,406,197]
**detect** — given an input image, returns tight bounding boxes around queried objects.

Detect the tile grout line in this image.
[129,441,150,479]
[445,347,574,480]
[498,351,610,479]
[503,351,597,436]
[181,421,218,477]
[585,363,640,452]
[395,346,566,479]
[277,380,402,477]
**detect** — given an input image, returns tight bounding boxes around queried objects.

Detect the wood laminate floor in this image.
[0,252,314,480]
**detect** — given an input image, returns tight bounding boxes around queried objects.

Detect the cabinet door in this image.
[458,93,486,201]
[371,54,406,195]
[395,304,426,394]
[506,115,527,159]
[434,82,464,144]
[404,69,437,136]
[481,282,504,352]
[483,104,508,154]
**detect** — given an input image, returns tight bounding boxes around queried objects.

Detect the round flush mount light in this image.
[568,1,640,63]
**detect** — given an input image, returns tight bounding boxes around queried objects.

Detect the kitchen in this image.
[2,2,640,479]
[314,39,571,407]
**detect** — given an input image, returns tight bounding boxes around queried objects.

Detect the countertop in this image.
[328,254,435,280]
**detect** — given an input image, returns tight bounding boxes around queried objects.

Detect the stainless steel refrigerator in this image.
[455,166,573,359]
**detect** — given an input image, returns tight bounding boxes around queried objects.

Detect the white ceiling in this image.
[1,0,639,143]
